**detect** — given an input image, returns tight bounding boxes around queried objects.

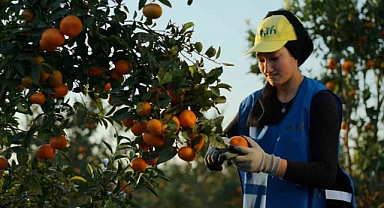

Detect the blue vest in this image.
[237,78,356,208]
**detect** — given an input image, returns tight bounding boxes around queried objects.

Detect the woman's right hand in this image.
[204,144,229,171]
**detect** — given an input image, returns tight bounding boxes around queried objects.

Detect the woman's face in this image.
[257,47,298,86]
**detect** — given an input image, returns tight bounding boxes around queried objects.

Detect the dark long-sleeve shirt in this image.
[224,90,339,189]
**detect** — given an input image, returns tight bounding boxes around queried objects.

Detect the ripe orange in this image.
[109,69,124,82]
[77,146,88,153]
[29,92,46,105]
[178,146,196,162]
[88,66,103,77]
[131,121,147,136]
[122,118,134,128]
[0,156,8,170]
[349,89,357,97]
[49,135,67,150]
[60,15,83,37]
[341,60,354,72]
[115,60,133,75]
[163,114,180,133]
[143,132,165,147]
[228,136,249,153]
[130,157,147,172]
[136,102,152,116]
[22,9,35,23]
[327,57,337,70]
[40,28,65,51]
[138,142,150,151]
[179,109,196,128]
[341,122,347,130]
[147,119,164,136]
[104,82,112,91]
[190,133,205,151]
[50,83,68,98]
[40,69,50,82]
[143,3,163,19]
[21,76,34,88]
[47,70,63,87]
[145,152,158,166]
[366,60,375,68]
[36,144,56,159]
[325,81,335,91]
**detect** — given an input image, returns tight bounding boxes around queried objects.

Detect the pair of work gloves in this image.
[204,136,281,176]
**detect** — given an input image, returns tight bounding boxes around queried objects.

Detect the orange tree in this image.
[0,0,232,207]
[247,0,384,206]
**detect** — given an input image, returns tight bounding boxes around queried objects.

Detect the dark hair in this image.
[264,9,313,66]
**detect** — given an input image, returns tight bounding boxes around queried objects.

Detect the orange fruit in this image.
[21,76,34,88]
[143,3,163,19]
[327,57,337,70]
[138,142,150,151]
[109,69,124,82]
[177,146,196,162]
[145,152,158,166]
[349,89,357,97]
[325,81,335,91]
[49,135,67,150]
[104,82,112,91]
[36,144,56,159]
[190,133,205,151]
[115,60,133,75]
[47,70,63,87]
[50,83,68,98]
[341,60,354,72]
[122,118,134,127]
[366,60,375,68]
[131,121,147,136]
[143,132,165,147]
[88,66,103,77]
[163,114,180,133]
[228,136,249,153]
[136,102,152,116]
[29,92,46,104]
[179,109,196,128]
[130,157,147,172]
[40,69,50,82]
[0,156,8,170]
[33,56,45,65]
[147,119,164,136]
[77,146,88,153]
[59,15,83,37]
[22,9,35,23]
[341,122,347,130]
[40,28,65,51]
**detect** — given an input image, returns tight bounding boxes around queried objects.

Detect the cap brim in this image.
[244,40,288,56]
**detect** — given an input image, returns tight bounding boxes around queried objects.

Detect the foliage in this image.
[246,0,384,206]
[0,0,232,207]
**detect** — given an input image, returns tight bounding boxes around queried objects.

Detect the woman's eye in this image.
[271,56,279,61]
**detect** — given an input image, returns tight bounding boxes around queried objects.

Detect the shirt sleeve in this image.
[283,90,339,189]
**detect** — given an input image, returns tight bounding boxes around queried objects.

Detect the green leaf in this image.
[181,22,194,33]
[222,62,235,66]
[214,96,227,104]
[216,83,232,91]
[158,0,172,8]
[104,196,118,208]
[103,140,113,154]
[29,178,43,195]
[210,87,220,96]
[215,46,221,59]
[112,107,132,121]
[205,46,216,58]
[138,0,147,10]
[187,0,193,5]
[114,154,128,160]
[87,164,94,178]
[195,42,203,53]
[157,147,177,164]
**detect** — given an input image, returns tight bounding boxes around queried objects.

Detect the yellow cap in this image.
[245,15,297,55]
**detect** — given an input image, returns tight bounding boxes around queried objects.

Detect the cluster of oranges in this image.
[36,135,68,160]
[123,100,205,172]
[19,10,83,105]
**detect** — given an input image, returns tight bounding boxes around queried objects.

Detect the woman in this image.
[204,9,356,208]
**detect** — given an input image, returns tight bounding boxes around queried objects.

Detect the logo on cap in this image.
[259,26,277,37]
